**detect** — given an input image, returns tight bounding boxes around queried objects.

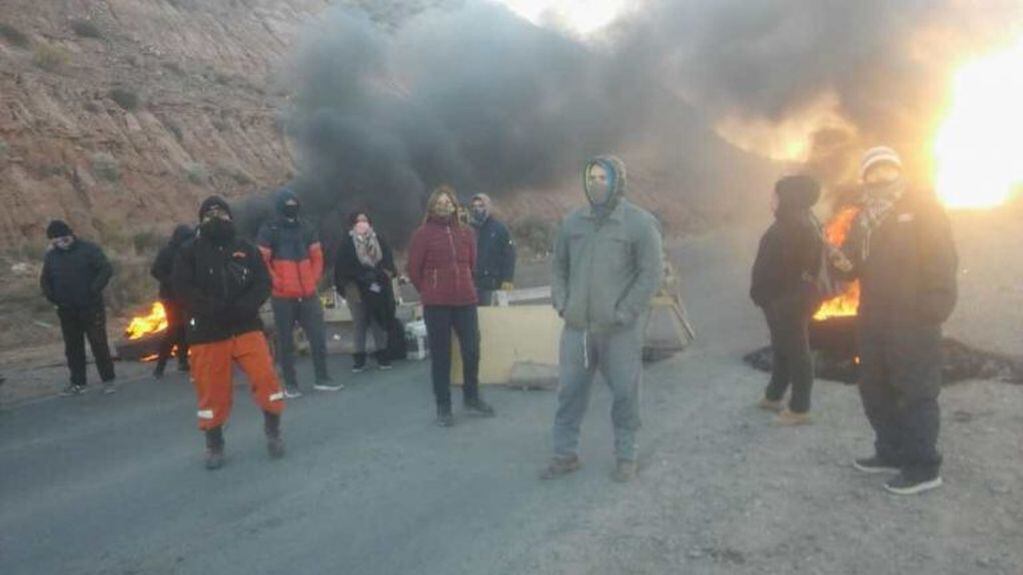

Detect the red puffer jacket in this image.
[407,217,477,306]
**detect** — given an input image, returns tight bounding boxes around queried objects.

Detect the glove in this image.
[500,281,514,291]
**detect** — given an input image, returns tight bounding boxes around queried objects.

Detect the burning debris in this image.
[116,302,171,362]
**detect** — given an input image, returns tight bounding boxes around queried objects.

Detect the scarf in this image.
[351,229,382,268]
[857,178,905,260]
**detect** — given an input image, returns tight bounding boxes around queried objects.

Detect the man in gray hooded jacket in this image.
[542,155,663,483]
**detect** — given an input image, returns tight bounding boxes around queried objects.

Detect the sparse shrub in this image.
[109,88,140,111]
[511,215,556,258]
[0,139,8,156]
[83,100,100,113]
[91,152,120,182]
[184,162,207,185]
[33,43,70,71]
[165,120,183,142]
[231,169,254,186]
[70,19,103,39]
[0,22,29,48]
[131,230,162,255]
[161,60,184,75]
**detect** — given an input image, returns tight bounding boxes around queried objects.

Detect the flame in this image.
[125,301,168,340]
[934,38,1023,209]
[813,207,861,321]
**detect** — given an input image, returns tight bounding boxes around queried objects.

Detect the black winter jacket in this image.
[473,216,516,291]
[40,239,113,310]
[151,226,193,300]
[750,212,822,309]
[840,193,958,328]
[172,236,271,345]
[334,233,397,323]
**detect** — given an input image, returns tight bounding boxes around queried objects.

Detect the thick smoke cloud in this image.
[272,0,1021,242]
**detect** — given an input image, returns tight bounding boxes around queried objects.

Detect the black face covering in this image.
[282,204,300,219]
[201,218,235,244]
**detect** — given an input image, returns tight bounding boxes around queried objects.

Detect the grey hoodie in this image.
[552,155,664,332]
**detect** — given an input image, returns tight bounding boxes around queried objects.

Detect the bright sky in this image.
[496,0,630,35]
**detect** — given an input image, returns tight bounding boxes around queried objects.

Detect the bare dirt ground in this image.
[1,212,1021,574]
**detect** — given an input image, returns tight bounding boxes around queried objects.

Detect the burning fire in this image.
[125,301,168,340]
[813,207,861,321]
[934,38,1023,209]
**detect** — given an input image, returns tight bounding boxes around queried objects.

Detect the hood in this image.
[198,195,232,221]
[471,193,493,213]
[774,175,820,216]
[170,224,194,246]
[46,219,73,239]
[584,155,627,214]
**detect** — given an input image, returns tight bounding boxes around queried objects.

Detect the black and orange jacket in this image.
[256,192,323,299]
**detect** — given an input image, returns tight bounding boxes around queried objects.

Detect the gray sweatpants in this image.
[272,296,329,388]
[553,318,645,463]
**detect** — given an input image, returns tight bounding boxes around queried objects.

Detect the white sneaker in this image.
[313,381,344,392]
[283,387,303,399]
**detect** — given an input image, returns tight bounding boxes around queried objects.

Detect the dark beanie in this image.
[198,195,232,221]
[775,175,821,212]
[46,219,73,239]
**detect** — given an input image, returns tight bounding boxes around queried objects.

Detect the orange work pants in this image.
[190,330,284,430]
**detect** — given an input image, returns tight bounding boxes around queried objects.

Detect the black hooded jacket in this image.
[151,225,194,301]
[750,177,823,308]
[40,239,113,310]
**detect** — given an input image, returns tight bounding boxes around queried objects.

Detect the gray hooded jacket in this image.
[552,155,664,332]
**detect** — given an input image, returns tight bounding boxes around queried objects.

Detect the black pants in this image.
[858,323,943,478]
[155,299,189,371]
[763,295,814,413]
[423,305,480,412]
[58,306,115,387]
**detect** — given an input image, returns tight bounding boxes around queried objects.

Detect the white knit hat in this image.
[860,146,902,179]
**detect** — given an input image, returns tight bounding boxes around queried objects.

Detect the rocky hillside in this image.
[0,0,337,250]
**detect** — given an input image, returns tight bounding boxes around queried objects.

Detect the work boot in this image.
[774,409,811,426]
[540,455,581,480]
[352,353,367,373]
[464,397,496,417]
[612,460,638,483]
[757,397,784,413]
[264,412,285,459]
[204,426,225,470]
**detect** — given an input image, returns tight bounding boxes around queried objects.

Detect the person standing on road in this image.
[257,188,340,397]
[40,219,117,396]
[150,224,194,379]
[834,146,958,495]
[334,210,398,372]
[542,155,663,483]
[173,196,286,470]
[750,175,824,425]
[469,193,516,306]
[407,185,496,427]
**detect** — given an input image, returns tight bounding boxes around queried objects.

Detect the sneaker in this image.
[283,386,303,399]
[540,455,581,480]
[377,359,393,370]
[60,383,86,396]
[352,354,366,373]
[612,460,638,483]
[464,398,496,417]
[102,381,117,395]
[774,409,811,426]
[313,380,344,392]
[757,397,784,413]
[853,456,900,474]
[435,410,455,427]
[884,473,943,495]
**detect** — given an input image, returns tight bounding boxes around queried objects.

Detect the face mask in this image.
[282,203,300,219]
[354,221,371,236]
[585,178,613,207]
[201,218,235,244]
[864,178,905,203]
[471,207,488,224]
[53,236,74,250]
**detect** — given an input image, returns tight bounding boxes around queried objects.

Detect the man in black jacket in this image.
[470,193,516,306]
[172,196,285,470]
[150,224,193,378]
[750,175,823,425]
[836,147,958,495]
[40,220,116,396]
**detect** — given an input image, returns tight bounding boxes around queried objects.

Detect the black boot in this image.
[264,411,285,459]
[204,426,224,470]
[153,360,166,379]
[464,397,496,417]
[435,405,454,427]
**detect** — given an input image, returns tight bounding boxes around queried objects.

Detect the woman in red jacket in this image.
[407,186,496,426]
